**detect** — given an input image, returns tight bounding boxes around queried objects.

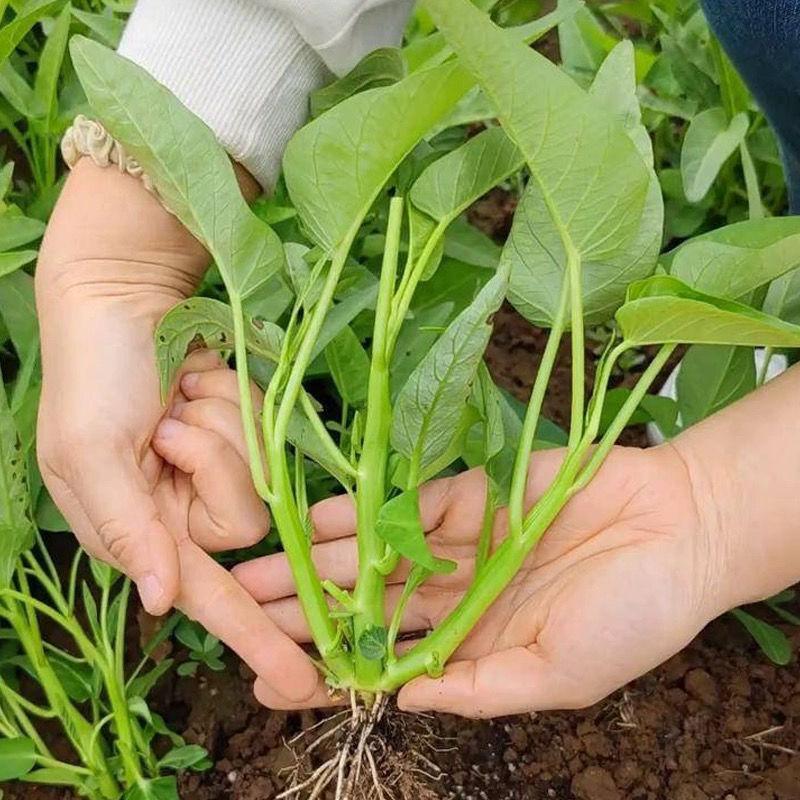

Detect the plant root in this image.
[278,691,445,800]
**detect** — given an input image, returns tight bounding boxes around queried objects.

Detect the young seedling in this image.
[0,376,209,799]
[70,0,800,795]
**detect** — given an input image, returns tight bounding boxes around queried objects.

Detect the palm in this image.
[237,445,718,717]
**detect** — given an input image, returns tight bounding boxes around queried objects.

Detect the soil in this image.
[9,613,800,800]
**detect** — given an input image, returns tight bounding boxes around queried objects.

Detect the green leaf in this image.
[20,767,83,787]
[0,249,37,278]
[50,652,95,702]
[616,275,800,348]
[710,36,749,119]
[409,125,523,228]
[127,658,174,701]
[392,273,506,480]
[357,625,388,661]
[443,217,501,269]
[731,608,792,666]
[33,3,71,129]
[666,217,800,300]
[0,212,45,250]
[311,264,378,360]
[463,389,566,502]
[598,388,679,438]
[376,488,456,574]
[175,619,205,653]
[0,376,34,589]
[35,490,69,532]
[680,108,749,203]
[0,1,62,67]
[122,776,180,800]
[310,48,406,118]
[407,126,520,279]
[324,326,370,407]
[0,270,38,363]
[764,268,800,325]
[71,37,284,301]
[283,58,473,251]
[470,363,505,465]
[432,3,664,326]
[128,695,154,726]
[158,745,211,772]
[676,345,755,428]
[72,8,125,48]
[285,410,353,489]
[558,5,613,77]
[0,736,36,781]
[155,298,284,399]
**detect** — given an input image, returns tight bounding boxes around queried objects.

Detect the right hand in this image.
[35,161,324,704]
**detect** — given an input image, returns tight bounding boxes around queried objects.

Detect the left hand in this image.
[234,443,725,717]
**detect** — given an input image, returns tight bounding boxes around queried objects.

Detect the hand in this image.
[36,161,322,704]
[234,443,727,716]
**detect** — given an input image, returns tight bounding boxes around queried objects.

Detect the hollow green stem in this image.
[274,232,357,446]
[566,245,585,450]
[474,481,497,576]
[352,197,404,690]
[268,450,354,683]
[231,293,272,502]
[387,219,447,351]
[572,344,675,494]
[507,277,569,541]
[386,564,428,663]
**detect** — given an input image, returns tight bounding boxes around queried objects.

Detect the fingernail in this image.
[139,573,165,614]
[155,418,182,440]
[168,402,186,420]
[181,372,199,391]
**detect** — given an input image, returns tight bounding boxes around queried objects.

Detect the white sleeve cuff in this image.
[118,0,330,192]
[267,0,414,75]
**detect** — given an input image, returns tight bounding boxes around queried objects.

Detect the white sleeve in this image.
[266,0,414,75]
[117,0,411,192]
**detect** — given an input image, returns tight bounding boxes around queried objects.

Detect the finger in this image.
[398,645,585,719]
[70,449,179,616]
[43,474,122,566]
[152,419,268,550]
[181,367,263,409]
[261,584,433,643]
[169,398,252,465]
[254,677,345,711]
[308,475,459,545]
[166,350,227,404]
[177,541,323,704]
[233,537,409,602]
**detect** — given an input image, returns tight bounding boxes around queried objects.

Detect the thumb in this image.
[73,450,180,615]
[397,646,594,719]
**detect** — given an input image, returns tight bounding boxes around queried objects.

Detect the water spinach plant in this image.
[67,0,800,789]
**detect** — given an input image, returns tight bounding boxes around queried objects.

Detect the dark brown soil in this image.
[11,613,799,800]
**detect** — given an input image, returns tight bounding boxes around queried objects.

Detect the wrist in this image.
[670,367,800,614]
[38,159,209,302]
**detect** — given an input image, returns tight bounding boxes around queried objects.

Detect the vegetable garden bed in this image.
[2,1,800,799]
